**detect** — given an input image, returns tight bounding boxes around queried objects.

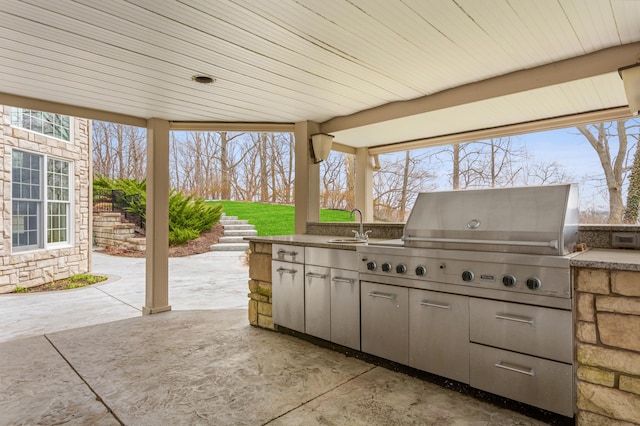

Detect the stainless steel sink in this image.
[327,238,368,244]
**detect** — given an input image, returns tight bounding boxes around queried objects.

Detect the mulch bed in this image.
[96,224,225,258]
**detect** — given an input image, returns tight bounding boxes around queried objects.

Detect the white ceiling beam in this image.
[169,122,294,132]
[321,43,640,135]
[0,92,147,127]
[366,106,632,155]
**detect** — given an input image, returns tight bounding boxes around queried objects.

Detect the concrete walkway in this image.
[0,250,249,343]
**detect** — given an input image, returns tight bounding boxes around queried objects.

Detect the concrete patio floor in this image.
[0,251,555,425]
[1,309,549,425]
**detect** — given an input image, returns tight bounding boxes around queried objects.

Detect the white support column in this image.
[143,118,171,315]
[355,147,374,221]
[294,121,320,234]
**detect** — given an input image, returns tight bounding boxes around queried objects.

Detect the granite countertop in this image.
[571,249,640,271]
[245,234,390,251]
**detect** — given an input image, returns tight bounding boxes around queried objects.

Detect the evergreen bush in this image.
[93,177,222,245]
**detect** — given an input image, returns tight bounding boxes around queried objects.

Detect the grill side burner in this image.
[357,184,578,417]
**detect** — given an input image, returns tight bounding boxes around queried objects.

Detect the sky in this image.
[393,120,638,214]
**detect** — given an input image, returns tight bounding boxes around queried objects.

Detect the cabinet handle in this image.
[277,249,298,257]
[276,267,297,274]
[494,361,535,377]
[332,277,354,284]
[306,272,327,279]
[495,313,535,325]
[368,291,395,300]
[420,300,451,309]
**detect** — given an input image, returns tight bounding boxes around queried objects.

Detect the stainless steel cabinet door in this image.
[361,281,409,365]
[330,269,360,350]
[304,265,331,340]
[272,260,304,333]
[409,289,470,383]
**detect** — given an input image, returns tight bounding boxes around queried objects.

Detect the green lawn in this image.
[207,201,353,236]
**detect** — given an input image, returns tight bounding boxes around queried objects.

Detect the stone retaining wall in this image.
[575,268,640,425]
[93,212,146,251]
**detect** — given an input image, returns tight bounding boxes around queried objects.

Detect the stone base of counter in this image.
[248,241,274,330]
[575,268,640,425]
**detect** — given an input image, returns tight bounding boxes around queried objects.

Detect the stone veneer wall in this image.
[0,105,91,293]
[575,268,640,425]
[247,241,274,329]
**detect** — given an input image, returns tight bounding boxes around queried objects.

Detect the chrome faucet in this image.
[350,208,372,240]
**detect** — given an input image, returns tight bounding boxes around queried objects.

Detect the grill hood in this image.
[403,184,579,256]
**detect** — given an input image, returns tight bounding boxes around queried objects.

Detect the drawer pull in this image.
[420,300,451,309]
[276,267,297,275]
[332,277,354,284]
[495,313,535,325]
[277,249,298,257]
[494,361,535,377]
[368,291,395,300]
[306,272,327,279]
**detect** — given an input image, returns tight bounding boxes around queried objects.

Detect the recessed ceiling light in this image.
[192,74,216,84]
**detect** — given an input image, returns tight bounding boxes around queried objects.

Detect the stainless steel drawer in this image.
[470,343,574,417]
[469,298,572,363]
[305,247,357,269]
[272,244,304,263]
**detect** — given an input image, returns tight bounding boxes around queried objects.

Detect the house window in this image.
[12,150,73,252]
[10,108,71,142]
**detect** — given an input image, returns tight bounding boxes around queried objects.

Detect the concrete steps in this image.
[210,214,255,251]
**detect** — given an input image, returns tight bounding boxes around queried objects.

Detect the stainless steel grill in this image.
[356,184,578,417]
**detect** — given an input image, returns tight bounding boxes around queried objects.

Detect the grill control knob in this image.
[461,270,474,282]
[415,265,427,276]
[502,275,517,287]
[396,264,407,274]
[381,262,392,272]
[366,261,377,271]
[526,277,542,290]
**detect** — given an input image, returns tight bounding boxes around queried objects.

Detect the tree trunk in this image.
[452,144,460,189]
[220,132,231,200]
[399,151,410,219]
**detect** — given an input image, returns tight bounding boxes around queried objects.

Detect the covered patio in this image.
[0,1,638,311]
[1,2,640,424]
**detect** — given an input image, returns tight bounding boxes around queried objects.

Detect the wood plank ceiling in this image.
[0,0,639,149]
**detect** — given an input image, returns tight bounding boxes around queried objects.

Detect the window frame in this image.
[11,149,74,253]
[10,108,73,143]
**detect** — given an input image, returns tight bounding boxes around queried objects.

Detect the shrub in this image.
[92,177,222,246]
[169,228,200,245]
[168,190,222,245]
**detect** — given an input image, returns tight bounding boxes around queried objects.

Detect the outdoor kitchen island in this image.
[246,227,640,425]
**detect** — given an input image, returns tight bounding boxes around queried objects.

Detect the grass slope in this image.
[208,201,353,236]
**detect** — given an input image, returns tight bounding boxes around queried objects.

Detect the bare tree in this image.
[374,151,434,221]
[92,121,145,179]
[320,152,350,210]
[576,120,634,223]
